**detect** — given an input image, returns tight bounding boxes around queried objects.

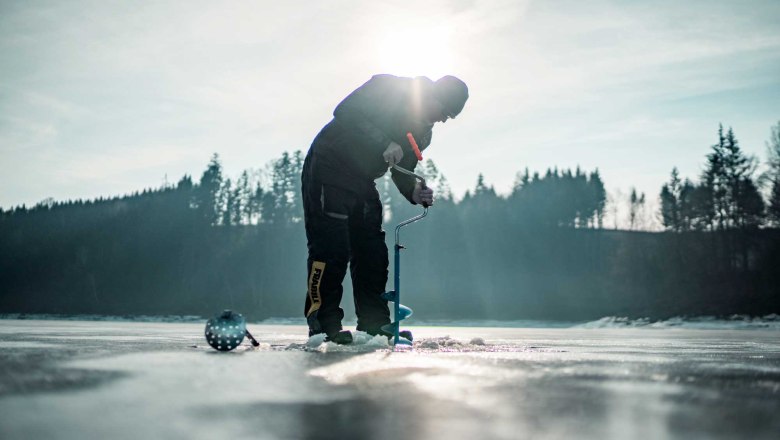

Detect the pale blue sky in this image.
[1,0,779,220]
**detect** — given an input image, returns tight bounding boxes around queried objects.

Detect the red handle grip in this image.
[404,132,429,207]
[406,132,424,161]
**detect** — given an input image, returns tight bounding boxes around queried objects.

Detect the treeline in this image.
[0,123,778,320]
[659,124,774,232]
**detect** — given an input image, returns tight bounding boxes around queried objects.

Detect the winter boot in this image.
[325,330,353,345]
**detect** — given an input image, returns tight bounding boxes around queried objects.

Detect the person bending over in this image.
[301,74,468,343]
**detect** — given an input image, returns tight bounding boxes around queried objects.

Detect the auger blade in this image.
[381,291,398,302]
[398,304,413,320]
[395,336,413,346]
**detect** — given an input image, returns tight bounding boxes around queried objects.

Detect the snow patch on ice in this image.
[235,342,272,351]
[412,336,526,353]
[415,335,469,350]
[306,333,327,348]
[305,331,390,353]
[408,319,576,328]
[578,314,780,330]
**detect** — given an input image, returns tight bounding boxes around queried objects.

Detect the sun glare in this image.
[375,25,454,80]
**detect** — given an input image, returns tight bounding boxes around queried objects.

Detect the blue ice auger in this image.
[381,164,429,347]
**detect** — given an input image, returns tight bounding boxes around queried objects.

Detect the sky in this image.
[1,0,779,224]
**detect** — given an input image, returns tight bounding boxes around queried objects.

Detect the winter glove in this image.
[412,182,434,207]
[383,141,404,167]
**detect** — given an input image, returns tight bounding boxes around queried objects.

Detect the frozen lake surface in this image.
[1,319,779,439]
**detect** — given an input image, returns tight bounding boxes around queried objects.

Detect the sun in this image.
[375,24,454,80]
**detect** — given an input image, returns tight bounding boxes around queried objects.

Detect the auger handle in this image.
[245,329,260,347]
[393,165,429,209]
[419,180,430,209]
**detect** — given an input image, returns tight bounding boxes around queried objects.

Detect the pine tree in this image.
[249,182,265,225]
[513,168,530,193]
[220,178,233,226]
[678,179,696,231]
[703,125,728,229]
[195,153,224,226]
[699,125,763,229]
[689,182,714,231]
[474,173,490,196]
[660,184,676,231]
[589,169,606,228]
[228,171,251,225]
[769,180,780,226]
[177,175,193,191]
[263,150,305,225]
[735,178,765,228]
[464,173,501,221]
[723,128,761,228]
[660,168,682,231]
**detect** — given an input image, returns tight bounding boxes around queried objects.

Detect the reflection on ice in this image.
[308,347,526,414]
[309,350,504,385]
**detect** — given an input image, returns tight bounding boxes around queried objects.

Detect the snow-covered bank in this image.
[0,313,204,322]
[578,314,780,330]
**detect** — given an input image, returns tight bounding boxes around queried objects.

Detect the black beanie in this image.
[433,75,469,118]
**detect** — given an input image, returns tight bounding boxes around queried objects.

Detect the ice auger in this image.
[380,133,429,347]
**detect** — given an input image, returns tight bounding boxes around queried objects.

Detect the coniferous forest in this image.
[1,123,779,321]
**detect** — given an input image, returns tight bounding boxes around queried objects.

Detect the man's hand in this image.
[383,141,403,167]
[412,182,434,206]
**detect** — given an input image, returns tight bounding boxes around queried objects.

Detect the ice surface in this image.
[1,319,779,440]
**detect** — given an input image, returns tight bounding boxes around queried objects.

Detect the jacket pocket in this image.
[320,184,357,220]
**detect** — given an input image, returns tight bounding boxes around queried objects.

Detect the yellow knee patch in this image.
[306,261,326,317]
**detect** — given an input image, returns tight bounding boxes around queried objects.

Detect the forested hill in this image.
[2,123,780,320]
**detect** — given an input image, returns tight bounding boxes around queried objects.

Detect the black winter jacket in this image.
[307,74,435,203]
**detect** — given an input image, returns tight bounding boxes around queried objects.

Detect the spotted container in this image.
[204,310,247,352]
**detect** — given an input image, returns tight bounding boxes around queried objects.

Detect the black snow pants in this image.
[301,152,391,337]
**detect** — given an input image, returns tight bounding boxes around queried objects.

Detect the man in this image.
[301,74,468,343]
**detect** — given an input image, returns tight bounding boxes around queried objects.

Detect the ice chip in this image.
[306,333,327,348]
[419,340,440,349]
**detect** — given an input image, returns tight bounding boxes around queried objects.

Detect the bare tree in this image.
[628,188,646,230]
[766,121,780,226]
